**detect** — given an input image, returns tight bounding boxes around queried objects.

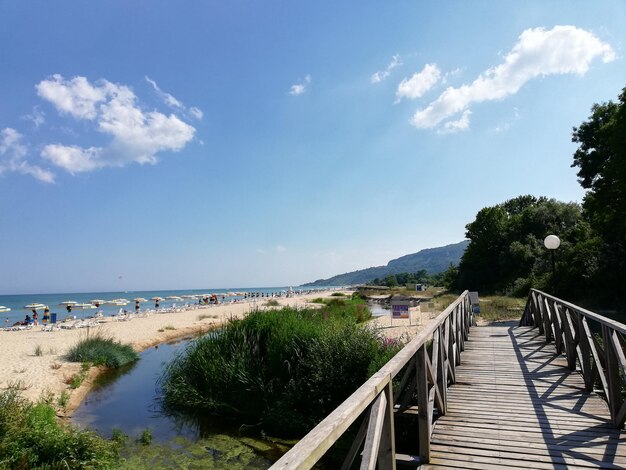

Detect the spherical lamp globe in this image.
[544,235,561,250]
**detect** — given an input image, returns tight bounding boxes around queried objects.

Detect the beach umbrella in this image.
[227,292,236,296]
[72,303,96,319]
[133,298,147,302]
[24,303,46,310]
[59,300,77,306]
[150,296,164,301]
[0,306,11,313]
[90,299,105,304]
[73,303,96,309]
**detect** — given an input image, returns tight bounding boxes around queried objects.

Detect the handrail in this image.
[271,291,474,469]
[520,288,626,428]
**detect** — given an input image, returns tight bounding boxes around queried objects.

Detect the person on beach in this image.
[23,314,32,325]
[43,308,50,324]
[155,299,160,309]
[66,305,72,314]
[135,300,140,313]
[32,311,38,326]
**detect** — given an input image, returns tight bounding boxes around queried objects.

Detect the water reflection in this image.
[73,338,199,441]
[368,301,390,317]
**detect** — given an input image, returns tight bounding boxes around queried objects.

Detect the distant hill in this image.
[302,240,469,287]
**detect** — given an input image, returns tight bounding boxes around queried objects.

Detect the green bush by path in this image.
[66,331,138,368]
[0,388,119,469]
[161,302,399,437]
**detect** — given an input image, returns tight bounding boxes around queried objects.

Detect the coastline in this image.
[0,290,437,419]
[0,291,341,417]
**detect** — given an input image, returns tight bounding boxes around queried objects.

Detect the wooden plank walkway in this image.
[422,325,626,469]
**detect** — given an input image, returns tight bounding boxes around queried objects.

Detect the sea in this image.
[0,286,332,325]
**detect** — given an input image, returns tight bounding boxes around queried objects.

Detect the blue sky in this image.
[1,1,625,294]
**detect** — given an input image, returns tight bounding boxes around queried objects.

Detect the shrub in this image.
[138,428,152,446]
[264,299,280,307]
[0,388,119,468]
[57,390,70,411]
[66,331,138,368]
[34,345,43,356]
[161,300,399,437]
[111,428,128,445]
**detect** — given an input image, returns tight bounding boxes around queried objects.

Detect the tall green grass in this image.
[0,387,119,468]
[66,331,138,368]
[478,296,526,322]
[161,300,398,436]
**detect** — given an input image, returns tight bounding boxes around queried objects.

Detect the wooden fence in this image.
[271,291,474,469]
[520,288,626,428]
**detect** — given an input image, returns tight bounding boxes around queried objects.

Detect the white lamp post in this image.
[544,235,560,293]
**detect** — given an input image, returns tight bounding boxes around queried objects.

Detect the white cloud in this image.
[0,128,54,183]
[41,144,102,173]
[189,107,203,119]
[440,110,472,134]
[36,75,107,120]
[276,245,287,252]
[411,26,615,131]
[396,63,441,101]
[36,75,196,174]
[289,75,311,96]
[21,106,45,128]
[0,128,27,159]
[145,76,183,108]
[371,54,402,83]
[146,76,203,120]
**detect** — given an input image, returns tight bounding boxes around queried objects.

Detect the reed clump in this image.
[66,331,138,368]
[161,298,400,436]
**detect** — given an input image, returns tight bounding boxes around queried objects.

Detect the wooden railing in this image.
[520,288,626,428]
[271,291,474,469]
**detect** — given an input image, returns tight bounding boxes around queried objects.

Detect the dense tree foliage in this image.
[368,269,440,287]
[455,196,592,298]
[571,86,626,301]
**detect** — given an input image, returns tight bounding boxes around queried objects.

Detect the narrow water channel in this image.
[72,337,288,468]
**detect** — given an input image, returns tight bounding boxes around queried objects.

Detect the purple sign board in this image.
[392,301,410,319]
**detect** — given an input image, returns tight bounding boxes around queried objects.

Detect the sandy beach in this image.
[0,291,437,415]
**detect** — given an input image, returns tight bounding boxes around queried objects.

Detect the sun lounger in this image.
[9,324,33,331]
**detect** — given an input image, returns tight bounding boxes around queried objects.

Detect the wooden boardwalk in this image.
[422,324,626,469]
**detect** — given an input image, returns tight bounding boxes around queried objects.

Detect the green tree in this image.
[457,195,590,297]
[572,86,626,301]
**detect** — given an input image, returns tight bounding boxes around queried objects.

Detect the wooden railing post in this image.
[578,313,593,391]
[540,295,552,343]
[416,344,430,463]
[604,326,625,428]
[436,327,447,416]
[532,291,544,334]
[378,381,396,470]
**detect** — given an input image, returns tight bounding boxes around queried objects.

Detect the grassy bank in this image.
[161,297,400,436]
[0,388,120,469]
